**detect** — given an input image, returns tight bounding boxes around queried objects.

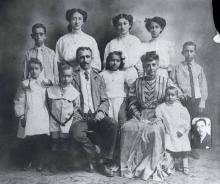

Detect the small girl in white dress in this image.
[100,51,129,124]
[14,58,50,171]
[156,86,191,175]
[142,16,175,77]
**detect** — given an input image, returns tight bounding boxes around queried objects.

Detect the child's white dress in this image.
[47,84,81,133]
[104,34,142,86]
[142,38,175,77]
[14,78,50,139]
[155,101,191,152]
[100,70,127,122]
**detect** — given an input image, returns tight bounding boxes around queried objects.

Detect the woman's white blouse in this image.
[142,38,175,69]
[55,31,101,71]
[104,34,142,70]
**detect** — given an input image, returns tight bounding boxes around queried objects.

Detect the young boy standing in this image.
[24,23,58,84]
[171,41,208,120]
[171,41,208,159]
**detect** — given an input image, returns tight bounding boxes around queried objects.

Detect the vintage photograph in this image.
[0,0,220,183]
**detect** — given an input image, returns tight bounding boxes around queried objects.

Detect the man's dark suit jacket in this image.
[72,68,109,115]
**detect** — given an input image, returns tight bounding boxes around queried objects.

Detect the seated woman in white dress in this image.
[142,16,175,77]
[104,14,143,87]
[55,8,101,71]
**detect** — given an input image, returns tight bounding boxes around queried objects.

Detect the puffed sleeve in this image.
[133,38,143,76]
[14,84,26,117]
[55,38,63,64]
[103,42,110,69]
[167,41,175,71]
[91,38,101,71]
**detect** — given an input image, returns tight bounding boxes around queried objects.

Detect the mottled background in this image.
[0,0,219,146]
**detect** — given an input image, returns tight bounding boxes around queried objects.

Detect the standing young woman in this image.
[55,8,101,71]
[142,16,175,77]
[104,14,143,87]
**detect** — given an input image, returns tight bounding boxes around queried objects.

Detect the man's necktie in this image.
[187,63,195,99]
[84,71,89,81]
[36,47,43,62]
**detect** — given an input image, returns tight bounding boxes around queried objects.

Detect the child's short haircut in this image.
[28,58,43,71]
[32,23,46,34]
[165,86,178,96]
[106,51,125,70]
[182,41,197,51]
[59,63,73,75]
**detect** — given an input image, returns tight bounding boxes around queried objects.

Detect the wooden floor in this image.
[0,143,219,184]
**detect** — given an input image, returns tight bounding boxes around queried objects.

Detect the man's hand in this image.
[20,115,26,128]
[176,131,183,138]
[95,111,105,121]
[178,94,188,102]
[41,80,53,88]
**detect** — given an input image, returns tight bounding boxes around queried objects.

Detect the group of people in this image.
[13,8,208,181]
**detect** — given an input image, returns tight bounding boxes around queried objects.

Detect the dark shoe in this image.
[41,168,55,176]
[49,164,58,174]
[183,167,189,175]
[86,162,96,173]
[22,162,32,171]
[36,163,43,172]
[100,164,114,177]
[189,149,200,160]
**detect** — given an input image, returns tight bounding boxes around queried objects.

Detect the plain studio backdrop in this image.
[0,0,219,146]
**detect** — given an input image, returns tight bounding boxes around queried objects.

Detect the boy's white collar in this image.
[34,44,45,50]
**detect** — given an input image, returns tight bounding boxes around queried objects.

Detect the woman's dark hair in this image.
[105,51,125,70]
[112,14,133,29]
[66,8,88,32]
[144,16,166,32]
[141,51,159,63]
[66,8,87,22]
